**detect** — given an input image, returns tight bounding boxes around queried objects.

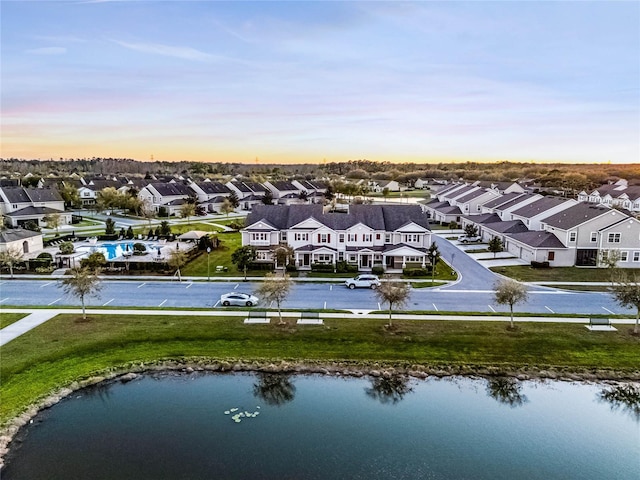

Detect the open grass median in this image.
[0,313,27,329]
[2,312,639,426]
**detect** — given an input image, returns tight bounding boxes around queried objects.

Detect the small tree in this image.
[126,226,134,239]
[256,273,292,324]
[262,190,274,205]
[231,245,257,281]
[159,220,172,237]
[43,213,62,235]
[493,279,529,329]
[488,236,503,258]
[58,241,75,255]
[220,198,235,217]
[59,183,81,208]
[80,251,107,272]
[382,187,389,202]
[0,247,24,278]
[60,266,102,320]
[599,249,621,269]
[374,276,411,328]
[180,202,196,224]
[228,191,240,209]
[167,248,188,281]
[140,199,156,227]
[464,224,478,237]
[610,271,640,334]
[298,190,309,203]
[273,245,294,269]
[105,217,116,236]
[427,242,440,284]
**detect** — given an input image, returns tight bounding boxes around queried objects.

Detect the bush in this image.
[371,265,385,275]
[133,243,147,255]
[58,241,75,255]
[335,261,358,273]
[37,252,53,262]
[227,221,245,231]
[403,267,432,277]
[35,266,55,274]
[311,263,334,273]
[285,264,298,272]
[247,262,275,271]
[531,261,550,269]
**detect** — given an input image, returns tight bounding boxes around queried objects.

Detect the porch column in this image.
[421,256,426,268]
[295,253,300,267]
[402,256,406,268]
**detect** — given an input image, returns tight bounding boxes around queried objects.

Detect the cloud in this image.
[26,47,67,55]
[111,40,215,62]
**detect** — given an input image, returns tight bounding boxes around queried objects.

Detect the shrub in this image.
[285,264,298,272]
[310,263,334,273]
[58,241,75,255]
[335,261,358,273]
[371,265,385,275]
[35,266,55,274]
[37,252,53,262]
[133,243,147,255]
[531,260,550,269]
[247,262,275,271]
[227,221,245,231]
[403,267,431,277]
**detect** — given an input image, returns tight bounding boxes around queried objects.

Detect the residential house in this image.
[138,182,194,216]
[242,204,432,272]
[508,197,576,231]
[0,186,69,228]
[451,188,501,216]
[485,193,542,219]
[0,228,44,256]
[226,181,268,210]
[597,216,640,268]
[190,181,232,213]
[472,181,526,194]
[264,181,305,205]
[503,231,573,267]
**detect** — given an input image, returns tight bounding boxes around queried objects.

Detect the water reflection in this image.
[486,376,528,408]
[598,384,640,422]
[364,374,413,405]
[252,373,296,406]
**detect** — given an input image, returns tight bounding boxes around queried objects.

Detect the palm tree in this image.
[60,267,102,320]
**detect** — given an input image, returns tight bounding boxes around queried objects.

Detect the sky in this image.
[1,1,639,165]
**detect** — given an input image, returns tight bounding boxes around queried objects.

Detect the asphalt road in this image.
[0,279,632,316]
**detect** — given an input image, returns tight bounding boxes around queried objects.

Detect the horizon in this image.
[2,1,639,164]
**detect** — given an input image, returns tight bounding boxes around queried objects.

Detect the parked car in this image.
[458,235,482,244]
[220,292,259,306]
[344,274,380,289]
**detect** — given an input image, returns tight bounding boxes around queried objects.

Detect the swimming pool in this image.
[76,241,163,260]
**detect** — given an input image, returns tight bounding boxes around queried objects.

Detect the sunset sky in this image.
[2,1,639,164]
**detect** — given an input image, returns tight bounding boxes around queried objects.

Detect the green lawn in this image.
[491,265,637,283]
[370,190,430,198]
[0,313,27,329]
[2,312,638,426]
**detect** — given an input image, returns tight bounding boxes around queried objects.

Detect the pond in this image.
[2,373,638,480]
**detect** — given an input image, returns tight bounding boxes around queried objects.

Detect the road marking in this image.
[329,285,333,291]
[213,300,220,307]
[602,306,615,314]
[40,282,54,288]
[186,282,193,289]
[234,284,239,290]
[0,282,6,286]
[48,297,61,306]
[137,283,146,289]
[0,297,9,304]
[545,306,555,313]
[103,298,114,306]
[159,299,167,307]
[269,301,274,308]
[377,302,381,311]
[324,301,327,309]
[488,305,496,312]
[432,303,439,311]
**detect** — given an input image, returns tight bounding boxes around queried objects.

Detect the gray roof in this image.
[196,181,231,195]
[510,196,568,219]
[0,187,62,204]
[5,206,63,217]
[464,213,501,224]
[1,187,31,203]
[246,204,429,232]
[456,188,494,203]
[481,192,522,209]
[483,220,529,234]
[493,193,537,211]
[230,181,252,193]
[444,185,476,199]
[0,228,42,243]
[507,231,567,249]
[269,181,299,191]
[436,205,463,215]
[541,203,615,229]
[149,182,192,197]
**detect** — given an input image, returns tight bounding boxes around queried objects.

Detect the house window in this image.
[339,234,345,243]
[620,251,629,262]
[590,232,597,243]
[347,233,357,242]
[363,234,372,242]
[315,254,333,263]
[294,233,309,242]
[607,233,621,243]
[569,232,577,242]
[280,232,287,242]
[349,255,357,262]
[256,251,271,260]
[376,233,381,240]
[404,256,422,262]
[251,233,268,242]
[548,251,555,261]
[318,233,330,243]
[403,234,420,243]
[385,233,392,243]
[633,251,640,262]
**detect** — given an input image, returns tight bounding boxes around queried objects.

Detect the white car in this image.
[345,274,380,289]
[220,292,259,307]
[458,235,482,244]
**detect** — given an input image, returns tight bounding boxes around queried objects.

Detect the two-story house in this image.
[0,186,69,228]
[597,216,640,268]
[508,197,576,231]
[138,182,194,216]
[242,204,432,272]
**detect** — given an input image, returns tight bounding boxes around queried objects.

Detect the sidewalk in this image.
[1,307,635,347]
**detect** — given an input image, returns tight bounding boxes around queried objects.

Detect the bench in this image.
[297,311,324,325]
[586,318,617,331]
[215,266,228,273]
[244,310,270,324]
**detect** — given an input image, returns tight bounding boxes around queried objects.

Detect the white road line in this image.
[0,282,6,286]
[0,298,8,304]
[158,299,167,307]
[377,302,381,310]
[545,306,555,313]
[48,298,61,306]
[324,301,327,309]
[103,298,114,306]
[234,284,239,290]
[186,283,193,289]
[137,283,146,289]
[213,300,220,307]
[432,303,439,311]
[269,301,274,308]
[488,305,496,312]
[602,306,615,314]
[329,285,333,291]
[40,282,54,288]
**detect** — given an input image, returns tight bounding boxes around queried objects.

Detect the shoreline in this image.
[1,358,639,469]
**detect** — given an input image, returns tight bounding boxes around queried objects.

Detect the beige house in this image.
[597,216,640,268]
[0,228,43,255]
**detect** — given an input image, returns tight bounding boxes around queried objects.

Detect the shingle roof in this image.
[148,182,192,197]
[269,181,299,191]
[507,231,567,248]
[510,197,569,219]
[493,193,538,211]
[5,206,63,217]
[1,187,31,203]
[541,203,617,229]
[455,188,494,203]
[0,228,42,243]
[483,220,529,234]
[481,192,522,209]
[196,181,231,195]
[464,213,501,224]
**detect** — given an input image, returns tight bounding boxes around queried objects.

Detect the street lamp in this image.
[207,247,211,282]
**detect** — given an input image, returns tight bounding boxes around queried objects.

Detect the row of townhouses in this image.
[577,178,640,213]
[242,204,432,272]
[425,183,640,268]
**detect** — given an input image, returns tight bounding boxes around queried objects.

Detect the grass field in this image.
[0,313,27,329]
[2,312,638,425]
[491,265,638,282]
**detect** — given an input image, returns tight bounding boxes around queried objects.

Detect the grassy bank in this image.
[491,265,639,283]
[0,313,27,329]
[2,312,638,425]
